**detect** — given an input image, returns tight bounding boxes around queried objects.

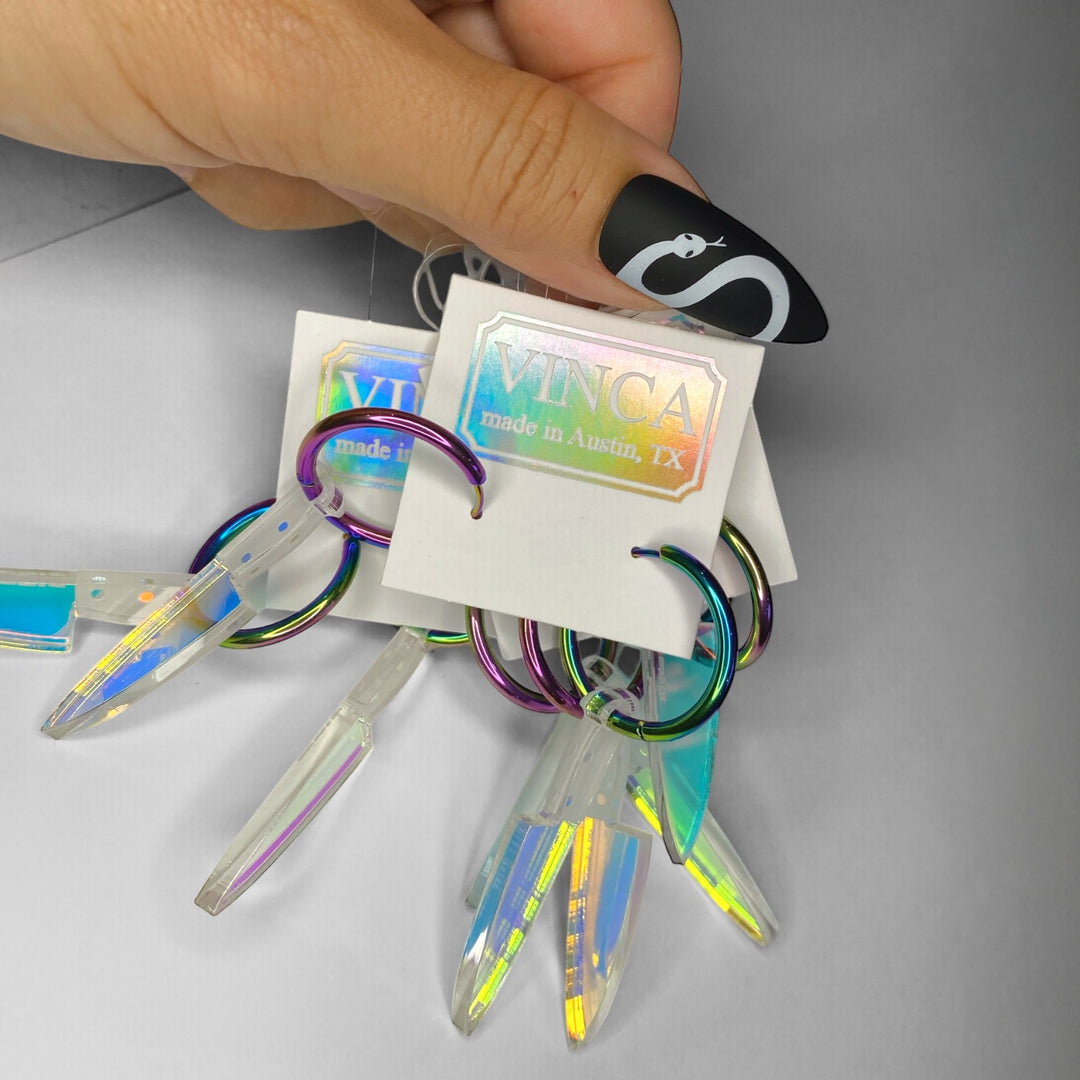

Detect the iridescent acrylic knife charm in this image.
[556,526,777,940]
[195,406,485,911]
[451,702,650,1046]
[195,625,434,914]
[564,523,772,868]
[2,499,355,656]
[476,640,778,948]
[640,639,722,863]
[647,519,773,862]
[41,481,346,738]
[625,748,777,945]
[456,613,652,1046]
[456,545,739,1045]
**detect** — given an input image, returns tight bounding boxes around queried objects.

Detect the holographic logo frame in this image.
[457,314,726,500]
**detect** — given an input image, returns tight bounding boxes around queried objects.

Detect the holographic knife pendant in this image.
[0,568,191,653]
[452,700,650,1047]
[471,630,776,947]
[195,625,431,915]
[468,712,776,948]
[620,629,776,943]
[41,482,344,739]
[626,749,777,945]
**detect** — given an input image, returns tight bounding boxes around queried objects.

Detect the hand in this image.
[0,0,690,309]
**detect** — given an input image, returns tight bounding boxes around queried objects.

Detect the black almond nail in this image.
[599,175,828,344]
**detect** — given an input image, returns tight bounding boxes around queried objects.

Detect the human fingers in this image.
[174,164,365,230]
[307,3,825,339]
[1,0,825,338]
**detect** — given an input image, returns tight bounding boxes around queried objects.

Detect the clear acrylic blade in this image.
[467,645,637,907]
[41,489,329,739]
[0,570,79,652]
[453,714,630,1033]
[40,561,254,738]
[565,818,651,1048]
[555,723,629,825]
[214,484,332,584]
[195,626,430,915]
[466,713,579,908]
[466,707,633,906]
[452,815,576,1035]
[628,761,777,945]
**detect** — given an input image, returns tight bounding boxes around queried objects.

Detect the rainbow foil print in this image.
[457,314,726,500]
[317,342,432,491]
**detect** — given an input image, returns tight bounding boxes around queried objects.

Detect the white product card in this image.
[382,278,764,657]
[266,312,466,632]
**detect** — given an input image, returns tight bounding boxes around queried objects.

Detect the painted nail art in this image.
[599,175,828,344]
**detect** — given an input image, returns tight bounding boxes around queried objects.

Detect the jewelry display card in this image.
[383,278,763,657]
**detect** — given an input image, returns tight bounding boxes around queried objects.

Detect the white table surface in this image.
[1,2,1078,1078]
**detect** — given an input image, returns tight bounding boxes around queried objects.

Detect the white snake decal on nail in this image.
[616,233,790,343]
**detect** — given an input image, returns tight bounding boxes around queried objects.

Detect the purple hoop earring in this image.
[518,618,584,717]
[467,607,559,713]
[295,407,486,548]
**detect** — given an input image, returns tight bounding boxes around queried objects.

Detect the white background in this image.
[1,1,1078,1077]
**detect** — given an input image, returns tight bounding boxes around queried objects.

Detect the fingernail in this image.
[166,165,196,183]
[599,175,827,344]
[321,183,387,215]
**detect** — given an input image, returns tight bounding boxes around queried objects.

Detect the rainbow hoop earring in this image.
[517,518,772,722]
[559,545,736,741]
[717,518,772,669]
[296,405,484,648]
[295,407,485,548]
[466,606,561,713]
[188,498,360,648]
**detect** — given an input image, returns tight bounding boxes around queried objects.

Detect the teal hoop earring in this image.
[560,544,737,741]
